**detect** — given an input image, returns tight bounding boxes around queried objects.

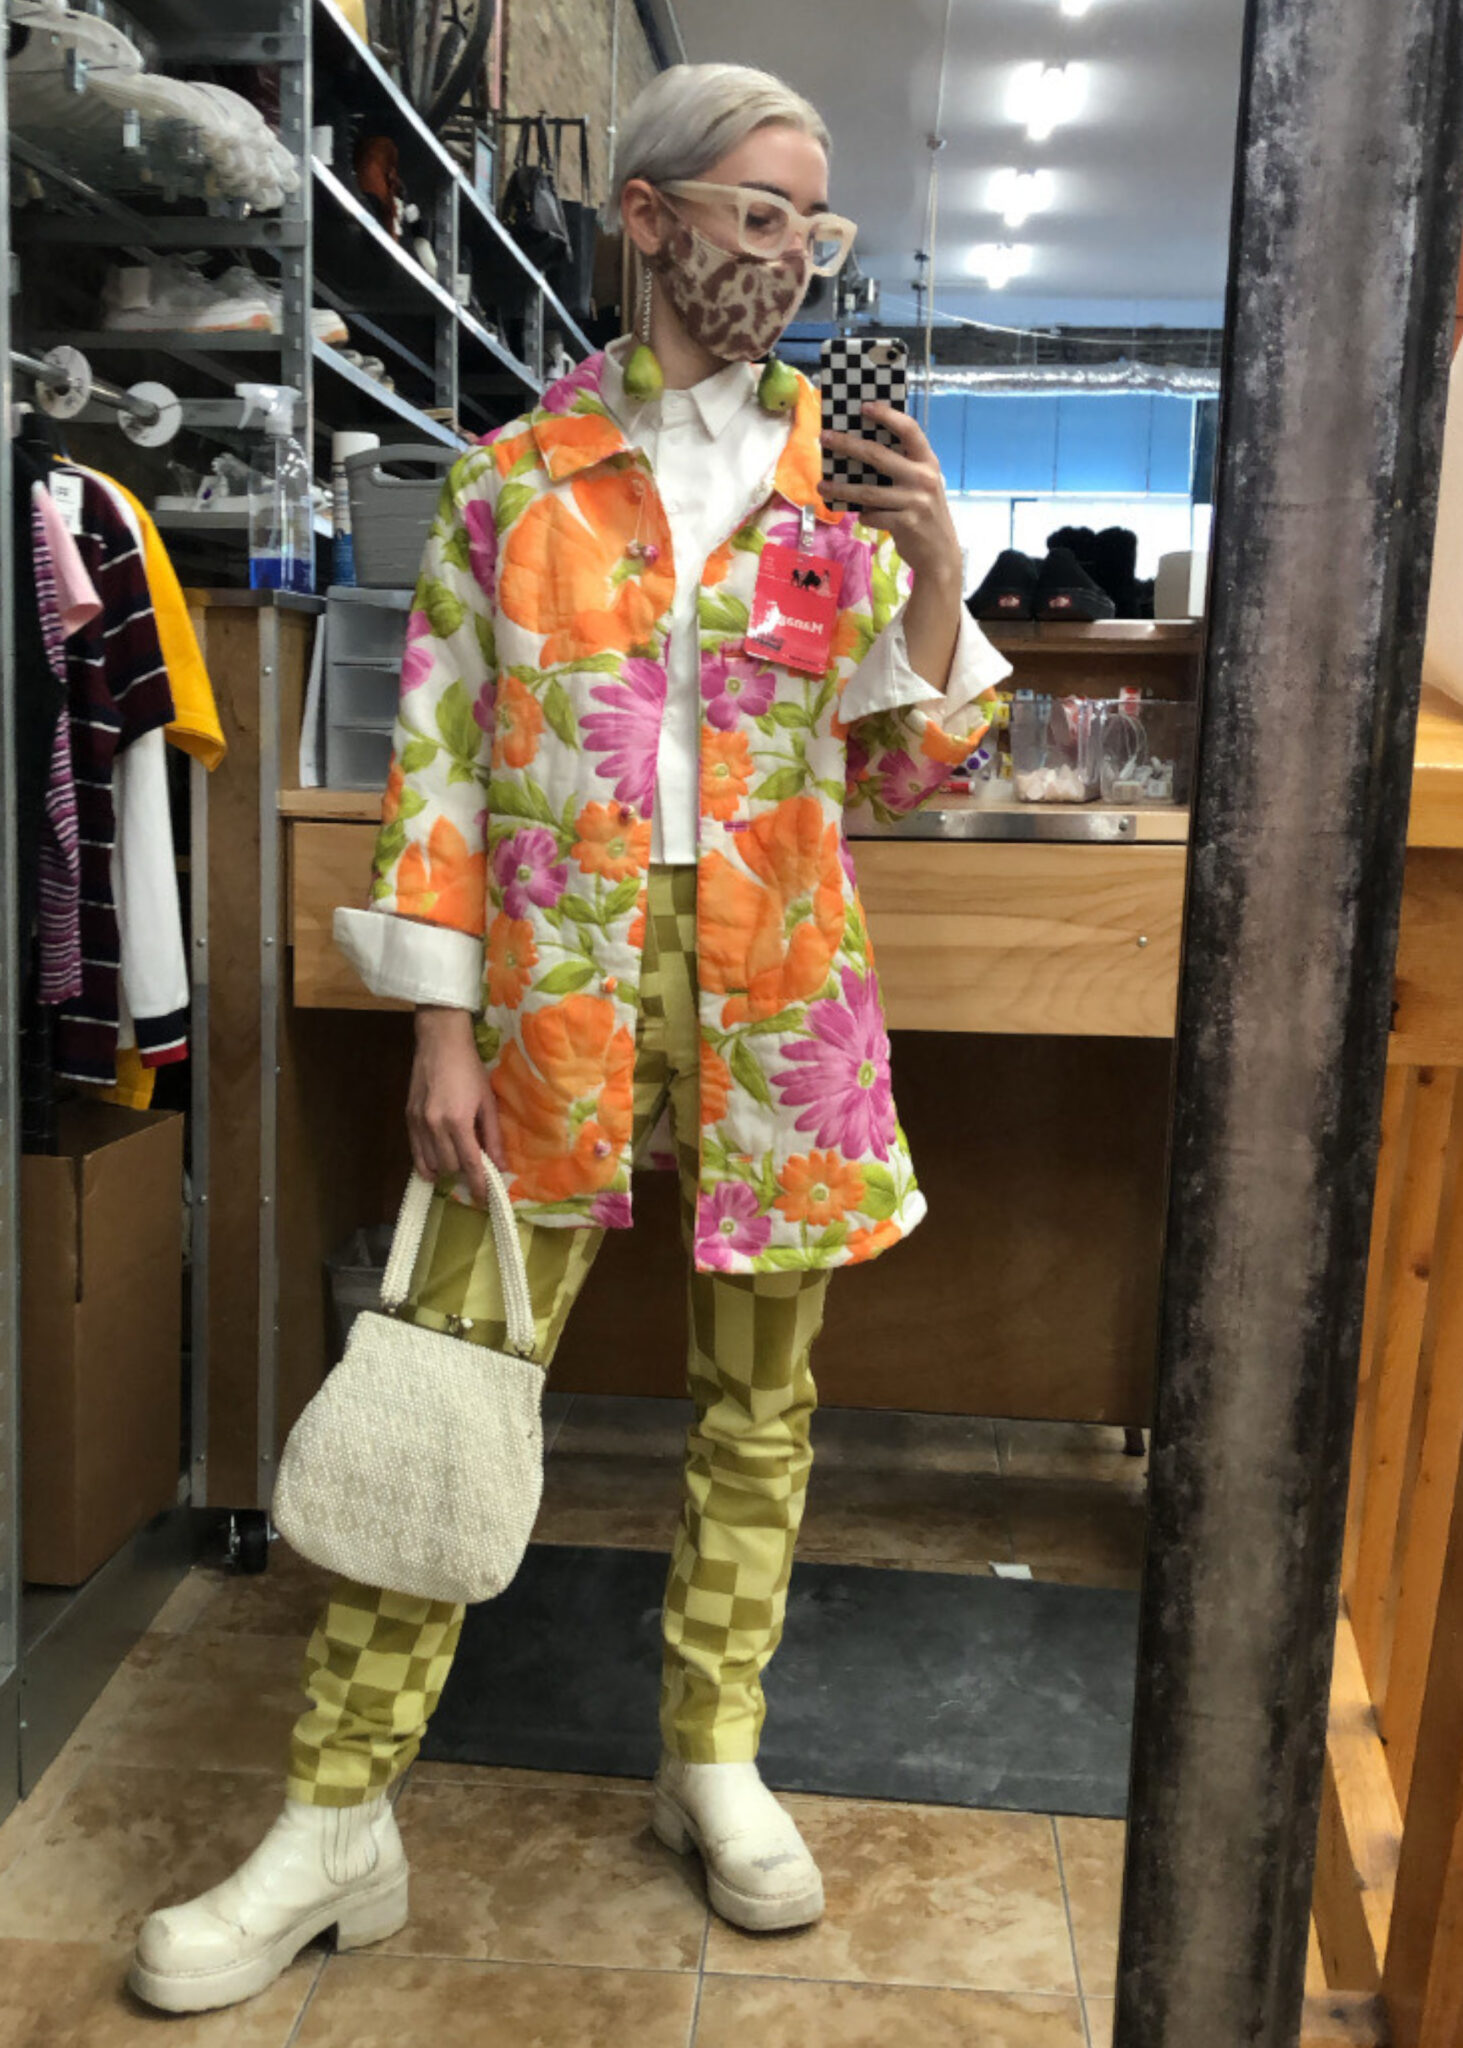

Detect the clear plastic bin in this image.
[1097,697,1197,805]
[324,1223,395,1358]
[1010,692,1102,803]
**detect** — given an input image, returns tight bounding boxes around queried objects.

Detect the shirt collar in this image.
[599,332,761,441]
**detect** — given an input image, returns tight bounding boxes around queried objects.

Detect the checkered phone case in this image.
[819,336,909,491]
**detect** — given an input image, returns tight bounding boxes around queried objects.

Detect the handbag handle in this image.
[379,1152,537,1360]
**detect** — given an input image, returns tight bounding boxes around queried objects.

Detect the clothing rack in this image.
[13,347,162,429]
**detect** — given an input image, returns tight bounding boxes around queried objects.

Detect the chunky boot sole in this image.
[127,1866,409,2015]
[651,1786,824,1933]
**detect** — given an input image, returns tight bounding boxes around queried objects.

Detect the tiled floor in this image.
[0,1404,1142,2046]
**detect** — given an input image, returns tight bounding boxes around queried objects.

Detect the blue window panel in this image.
[1055,396,1152,493]
[962,397,1060,493]
[1150,398,1197,493]
[924,395,966,492]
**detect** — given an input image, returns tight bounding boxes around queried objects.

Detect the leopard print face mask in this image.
[652,204,810,363]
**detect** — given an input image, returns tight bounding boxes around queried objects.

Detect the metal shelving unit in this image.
[1,0,601,1798]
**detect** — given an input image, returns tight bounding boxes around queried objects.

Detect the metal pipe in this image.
[12,348,161,427]
[1113,0,1463,2041]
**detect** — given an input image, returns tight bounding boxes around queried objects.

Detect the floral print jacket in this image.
[335,350,1007,1274]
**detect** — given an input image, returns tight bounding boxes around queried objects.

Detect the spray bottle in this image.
[236,382,314,594]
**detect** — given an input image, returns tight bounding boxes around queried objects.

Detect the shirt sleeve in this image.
[333,906,484,1009]
[839,600,1013,728]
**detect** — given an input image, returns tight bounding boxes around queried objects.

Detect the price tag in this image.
[50,471,84,537]
[743,542,844,676]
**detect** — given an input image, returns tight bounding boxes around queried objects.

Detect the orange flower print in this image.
[700,729,753,821]
[628,888,647,951]
[531,411,624,476]
[496,673,544,770]
[920,717,982,767]
[491,995,635,1203]
[774,1150,867,1228]
[395,817,487,936]
[703,538,734,586]
[698,795,848,1026]
[380,756,405,829]
[486,914,537,1008]
[498,470,674,665]
[699,1040,731,1126]
[572,800,651,881]
[845,1219,902,1264]
[490,428,534,478]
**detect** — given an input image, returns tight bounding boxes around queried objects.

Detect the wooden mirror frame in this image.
[1113,0,1463,2041]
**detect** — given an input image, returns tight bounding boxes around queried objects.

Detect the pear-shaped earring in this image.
[757,355,800,414]
[624,262,664,400]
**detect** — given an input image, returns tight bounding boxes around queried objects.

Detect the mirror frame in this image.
[1114,0,1463,2040]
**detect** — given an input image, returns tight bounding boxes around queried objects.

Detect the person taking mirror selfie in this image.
[129,60,1010,2016]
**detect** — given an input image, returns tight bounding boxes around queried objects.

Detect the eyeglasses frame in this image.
[655,179,858,276]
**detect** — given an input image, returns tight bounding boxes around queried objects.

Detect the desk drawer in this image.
[855,840,1187,1037]
[289,820,410,1011]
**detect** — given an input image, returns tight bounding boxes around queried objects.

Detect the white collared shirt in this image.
[596,332,1011,863]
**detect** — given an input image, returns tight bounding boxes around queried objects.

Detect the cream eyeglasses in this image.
[657,180,857,276]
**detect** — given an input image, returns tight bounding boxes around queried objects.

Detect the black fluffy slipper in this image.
[967,548,1038,621]
[1033,546,1116,623]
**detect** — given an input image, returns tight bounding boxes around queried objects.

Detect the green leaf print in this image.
[534,960,599,996]
[699,589,750,636]
[474,614,497,668]
[419,576,465,641]
[495,480,536,534]
[400,734,438,775]
[603,875,641,920]
[857,1162,900,1221]
[769,701,811,729]
[741,1007,807,1037]
[757,1151,780,1211]
[731,525,766,554]
[488,777,560,829]
[543,679,580,749]
[871,558,902,630]
[399,785,427,820]
[435,679,481,764]
[439,523,472,573]
[472,1022,501,1065]
[371,817,406,875]
[815,1220,850,1253]
[816,778,848,804]
[557,894,599,925]
[505,442,539,480]
[758,1247,818,1270]
[751,766,809,804]
[728,1037,773,1107]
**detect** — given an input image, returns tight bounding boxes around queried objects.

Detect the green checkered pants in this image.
[287,864,830,1806]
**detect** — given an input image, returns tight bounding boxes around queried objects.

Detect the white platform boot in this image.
[128,1790,408,2013]
[652,1754,824,1932]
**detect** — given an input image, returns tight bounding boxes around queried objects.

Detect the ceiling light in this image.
[988,167,1055,228]
[1006,61,1088,142]
[1059,0,1096,16]
[967,243,1034,290]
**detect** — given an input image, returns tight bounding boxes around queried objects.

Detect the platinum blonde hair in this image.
[602,62,831,231]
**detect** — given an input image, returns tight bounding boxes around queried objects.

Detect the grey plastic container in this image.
[323,586,413,789]
[324,1223,396,1358]
[345,443,459,587]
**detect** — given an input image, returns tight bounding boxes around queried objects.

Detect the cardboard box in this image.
[21,1100,185,1585]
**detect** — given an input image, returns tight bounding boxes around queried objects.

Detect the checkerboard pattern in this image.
[819,334,909,491]
[286,864,829,1805]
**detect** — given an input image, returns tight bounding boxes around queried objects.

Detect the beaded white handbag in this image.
[271,1153,544,1604]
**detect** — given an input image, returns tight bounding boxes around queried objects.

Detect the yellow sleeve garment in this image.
[95,475,228,770]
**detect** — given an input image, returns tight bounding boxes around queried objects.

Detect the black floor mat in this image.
[421,1544,1139,1818]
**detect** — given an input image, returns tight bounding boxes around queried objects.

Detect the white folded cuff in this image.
[333,906,483,1010]
[841,603,1013,727]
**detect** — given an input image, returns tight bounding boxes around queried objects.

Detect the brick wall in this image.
[500,0,659,208]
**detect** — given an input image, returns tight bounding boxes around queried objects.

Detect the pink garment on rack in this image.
[30,484,99,1007]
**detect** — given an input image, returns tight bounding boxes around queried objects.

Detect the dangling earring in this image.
[757,353,800,414]
[624,257,664,400]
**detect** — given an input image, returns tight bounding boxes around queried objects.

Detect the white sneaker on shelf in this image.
[651,1753,825,1931]
[101,259,274,335]
[217,265,350,347]
[128,1791,408,2014]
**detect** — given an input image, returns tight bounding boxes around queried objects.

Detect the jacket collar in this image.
[530,345,840,524]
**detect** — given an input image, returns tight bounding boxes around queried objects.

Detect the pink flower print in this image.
[581,657,666,813]
[492,827,568,920]
[589,1190,632,1228]
[401,610,434,693]
[539,352,607,414]
[837,830,858,890]
[695,1182,773,1270]
[877,748,945,814]
[472,676,497,736]
[701,650,776,732]
[767,511,872,611]
[773,967,896,1160]
[462,498,498,598]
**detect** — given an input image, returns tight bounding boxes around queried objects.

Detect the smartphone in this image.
[819,335,909,493]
